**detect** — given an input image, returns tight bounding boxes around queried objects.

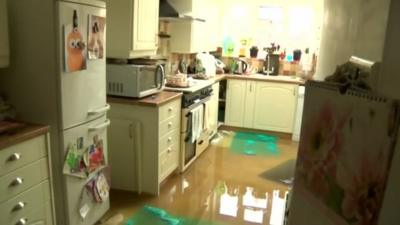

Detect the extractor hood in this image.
[159,0,205,22]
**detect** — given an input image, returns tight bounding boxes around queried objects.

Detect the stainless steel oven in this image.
[106,63,165,98]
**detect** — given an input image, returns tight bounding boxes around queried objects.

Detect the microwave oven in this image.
[106,64,165,98]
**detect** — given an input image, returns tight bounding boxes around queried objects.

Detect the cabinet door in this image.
[108,118,137,191]
[225,80,246,127]
[132,0,159,51]
[253,82,297,133]
[243,81,256,128]
[209,82,220,134]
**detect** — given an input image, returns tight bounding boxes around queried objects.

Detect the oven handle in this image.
[156,64,165,89]
[183,96,212,111]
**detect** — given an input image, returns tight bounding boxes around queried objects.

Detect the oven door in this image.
[181,109,197,171]
[137,65,165,97]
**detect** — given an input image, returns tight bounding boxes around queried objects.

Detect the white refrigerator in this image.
[59,1,110,225]
[0,0,109,224]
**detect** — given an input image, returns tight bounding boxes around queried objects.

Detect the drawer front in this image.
[159,116,180,137]
[5,202,49,225]
[158,144,179,182]
[159,129,180,154]
[0,135,47,177]
[0,159,49,203]
[0,181,51,225]
[159,99,181,122]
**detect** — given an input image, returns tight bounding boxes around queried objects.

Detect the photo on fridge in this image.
[87,15,105,60]
[63,9,87,73]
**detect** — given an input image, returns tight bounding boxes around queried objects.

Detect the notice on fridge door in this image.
[87,15,105,60]
[63,9,87,73]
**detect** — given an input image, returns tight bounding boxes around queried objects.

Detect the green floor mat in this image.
[126,205,227,225]
[230,132,280,156]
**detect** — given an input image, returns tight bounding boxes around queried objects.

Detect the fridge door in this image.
[59,1,108,129]
[63,115,110,225]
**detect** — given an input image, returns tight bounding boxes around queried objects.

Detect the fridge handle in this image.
[88,119,111,132]
[88,104,111,116]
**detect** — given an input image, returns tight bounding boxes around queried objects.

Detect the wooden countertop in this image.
[107,91,182,107]
[223,74,306,85]
[0,122,50,150]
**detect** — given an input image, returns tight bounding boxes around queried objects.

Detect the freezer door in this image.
[63,116,110,225]
[59,1,108,129]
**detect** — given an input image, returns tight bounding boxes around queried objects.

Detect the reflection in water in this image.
[219,183,239,217]
[182,178,190,192]
[219,192,239,217]
[244,208,264,224]
[216,182,273,224]
[243,187,268,209]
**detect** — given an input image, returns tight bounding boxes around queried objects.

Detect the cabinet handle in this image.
[12,202,26,212]
[8,153,22,162]
[168,122,173,127]
[167,137,172,142]
[9,177,24,187]
[168,107,173,112]
[15,218,27,225]
[167,147,172,153]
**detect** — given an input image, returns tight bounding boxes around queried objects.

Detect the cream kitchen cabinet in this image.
[253,82,297,133]
[168,0,220,53]
[225,80,247,127]
[107,95,181,195]
[107,0,159,58]
[208,82,220,137]
[0,127,55,225]
[225,79,298,133]
[225,80,257,128]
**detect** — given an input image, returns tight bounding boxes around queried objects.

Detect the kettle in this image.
[233,58,249,74]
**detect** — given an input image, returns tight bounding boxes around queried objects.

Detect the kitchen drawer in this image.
[0,180,51,225]
[158,144,179,182]
[159,116,180,137]
[159,129,179,154]
[0,158,49,203]
[196,134,210,157]
[0,135,47,177]
[3,201,50,225]
[159,99,181,122]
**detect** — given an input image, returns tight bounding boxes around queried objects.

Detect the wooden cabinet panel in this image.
[108,98,181,195]
[243,81,256,128]
[225,80,247,127]
[253,82,297,133]
[133,0,159,51]
[107,0,158,58]
[108,118,137,191]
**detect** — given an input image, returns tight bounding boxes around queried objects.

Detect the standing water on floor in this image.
[125,205,228,225]
[230,132,280,156]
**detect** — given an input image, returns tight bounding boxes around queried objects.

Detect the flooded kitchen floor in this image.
[104,131,299,225]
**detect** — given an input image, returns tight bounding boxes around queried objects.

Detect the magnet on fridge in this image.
[79,187,92,220]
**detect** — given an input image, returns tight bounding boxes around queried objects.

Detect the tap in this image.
[263,54,274,76]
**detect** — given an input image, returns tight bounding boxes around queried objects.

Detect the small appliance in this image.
[233,58,249,74]
[107,64,165,98]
